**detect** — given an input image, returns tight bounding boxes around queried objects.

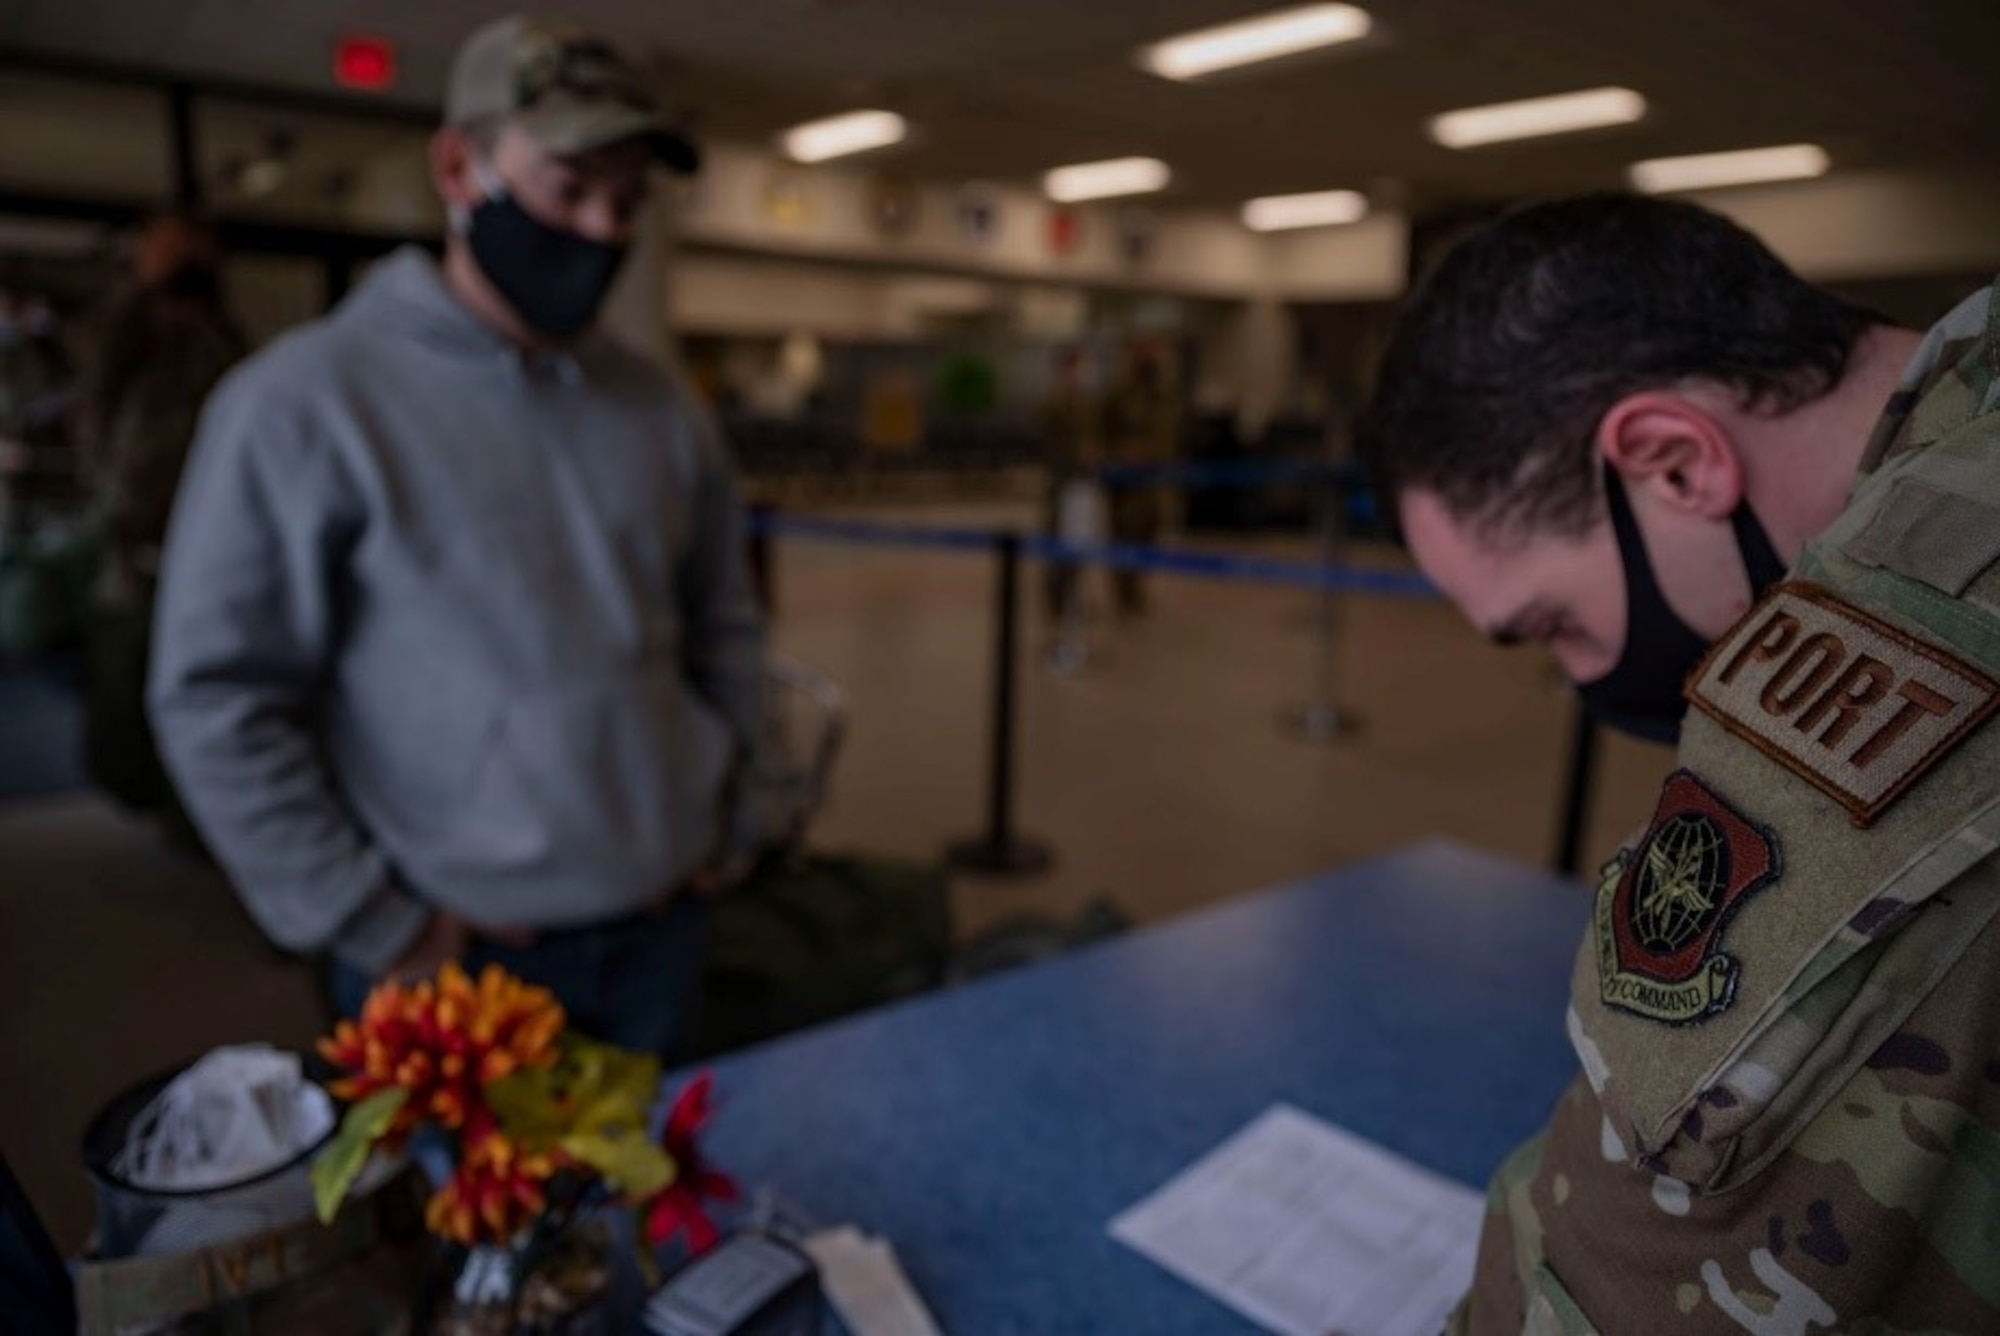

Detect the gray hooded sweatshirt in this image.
[149,248,765,974]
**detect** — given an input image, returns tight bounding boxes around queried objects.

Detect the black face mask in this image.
[461,173,627,340]
[1576,467,1788,744]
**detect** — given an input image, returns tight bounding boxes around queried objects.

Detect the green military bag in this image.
[697,853,954,1056]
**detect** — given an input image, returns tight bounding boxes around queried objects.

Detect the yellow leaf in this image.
[560,1129,677,1198]
[486,1035,661,1149]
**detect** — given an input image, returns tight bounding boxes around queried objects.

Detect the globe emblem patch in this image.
[1596,771,1781,1025]
[1630,813,1731,956]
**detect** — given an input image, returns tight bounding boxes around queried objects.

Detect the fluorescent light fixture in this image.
[780,110,908,164]
[1428,87,1646,149]
[1243,189,1368,231]
[1140,3,1372,81]
[1630,143,1831,194]
[1043,157,1171,203]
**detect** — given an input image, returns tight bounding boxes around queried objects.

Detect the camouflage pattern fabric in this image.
[1454,279,2000,1333]
[80,282,245,567]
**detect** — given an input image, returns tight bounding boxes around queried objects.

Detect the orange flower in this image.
[424,1131,560,1246]
[318,962,565,1136]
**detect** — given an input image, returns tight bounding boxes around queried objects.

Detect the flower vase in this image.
[427,1224,612,1336]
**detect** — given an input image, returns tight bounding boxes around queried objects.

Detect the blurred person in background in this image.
[81,210,245,580]
[0,287,34,547]
[0,288,77,544]
[149,15,765,1060]
[1039,344,1102,626]
[1103,342,1179,615]
[75,211,244,825]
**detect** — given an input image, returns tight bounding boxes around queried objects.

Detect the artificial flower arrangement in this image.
[310,962,738,1324]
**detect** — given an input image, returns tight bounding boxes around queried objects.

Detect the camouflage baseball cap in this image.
[445,15,700,173]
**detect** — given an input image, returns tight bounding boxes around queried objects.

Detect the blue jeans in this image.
[327,895,713,1061]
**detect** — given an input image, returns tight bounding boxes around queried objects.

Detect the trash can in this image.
[80,1058,335,1259]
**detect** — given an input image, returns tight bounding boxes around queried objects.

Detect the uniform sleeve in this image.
[75,289,147,484]
[676,398,769,850]
[147,371,429,973]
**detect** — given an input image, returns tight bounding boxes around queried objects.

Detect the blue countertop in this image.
[688,839,1590,1334]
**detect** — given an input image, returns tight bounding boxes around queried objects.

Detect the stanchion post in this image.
[1552,702,1600,875]
[1281,469,1360,744]
[746,501,776,616]
[949,532,1054,877]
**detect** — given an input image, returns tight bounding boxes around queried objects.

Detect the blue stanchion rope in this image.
[746,511,1435,598]
[1093,459,1359,489]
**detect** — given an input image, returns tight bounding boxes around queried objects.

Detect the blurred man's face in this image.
[1400,488,1629,685]
[486,125,651,246]
[133,218,203,285]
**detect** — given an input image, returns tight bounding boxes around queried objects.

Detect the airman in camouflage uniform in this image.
[80,211,245,584]
[77,212,243,820]
[1358,194,2000,1331]
[1103,344,1179,615]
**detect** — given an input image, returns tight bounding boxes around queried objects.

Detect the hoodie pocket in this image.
[428,659,733,891]
[330,663,497,836]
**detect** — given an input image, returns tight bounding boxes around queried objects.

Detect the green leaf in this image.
[563,1039,661,1133]
[311,1088,408,1224]
[560,1129,677,1198]
[484,1067,566,1145]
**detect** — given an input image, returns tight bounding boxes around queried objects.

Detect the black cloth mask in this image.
[460,167,627,340]
[1576,466,1788,744]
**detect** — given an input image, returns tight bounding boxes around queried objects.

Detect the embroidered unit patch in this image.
[1596,770,1782,1025]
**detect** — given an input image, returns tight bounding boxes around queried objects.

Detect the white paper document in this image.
[803,1225,943,1336]
[1109,1105,1485,1336]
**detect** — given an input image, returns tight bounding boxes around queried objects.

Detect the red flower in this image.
[317,962,564,1138]
[425,1130,560,1246]
[643,1072,740,1254]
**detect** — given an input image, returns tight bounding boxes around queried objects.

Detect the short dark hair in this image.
[1355,193,1877,538]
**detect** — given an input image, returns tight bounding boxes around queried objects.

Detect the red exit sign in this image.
[333,34,396,92]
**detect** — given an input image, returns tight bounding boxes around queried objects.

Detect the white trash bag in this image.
[90,1044,338,1256]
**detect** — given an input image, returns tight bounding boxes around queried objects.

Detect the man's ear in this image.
[1594,389,1743,520]
[430,127,480,215]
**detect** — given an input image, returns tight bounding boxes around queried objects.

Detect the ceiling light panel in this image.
[781,110,909,164]
[1629,144,1831,193]
[1140,4,1372,81]
[1428,87,1646,149]
[1044,157,1172,203]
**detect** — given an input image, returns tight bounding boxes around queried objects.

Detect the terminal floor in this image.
[0,501,1672,1250]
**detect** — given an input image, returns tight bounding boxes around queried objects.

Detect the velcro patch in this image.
[1688,582,2000,826]
[1596,770,1781,1025]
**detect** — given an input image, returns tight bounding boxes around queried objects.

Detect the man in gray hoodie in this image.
[149,16,765,1058]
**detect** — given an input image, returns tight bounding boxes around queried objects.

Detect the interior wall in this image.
[1689,169,2000,282]
[220,254,326,348]
[1197,299,1297,439]
[1262,217,1410,302]
[674,141,1406,302]
[673,254,906,340]
[0,72,172,200]
[599,189,675,367]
